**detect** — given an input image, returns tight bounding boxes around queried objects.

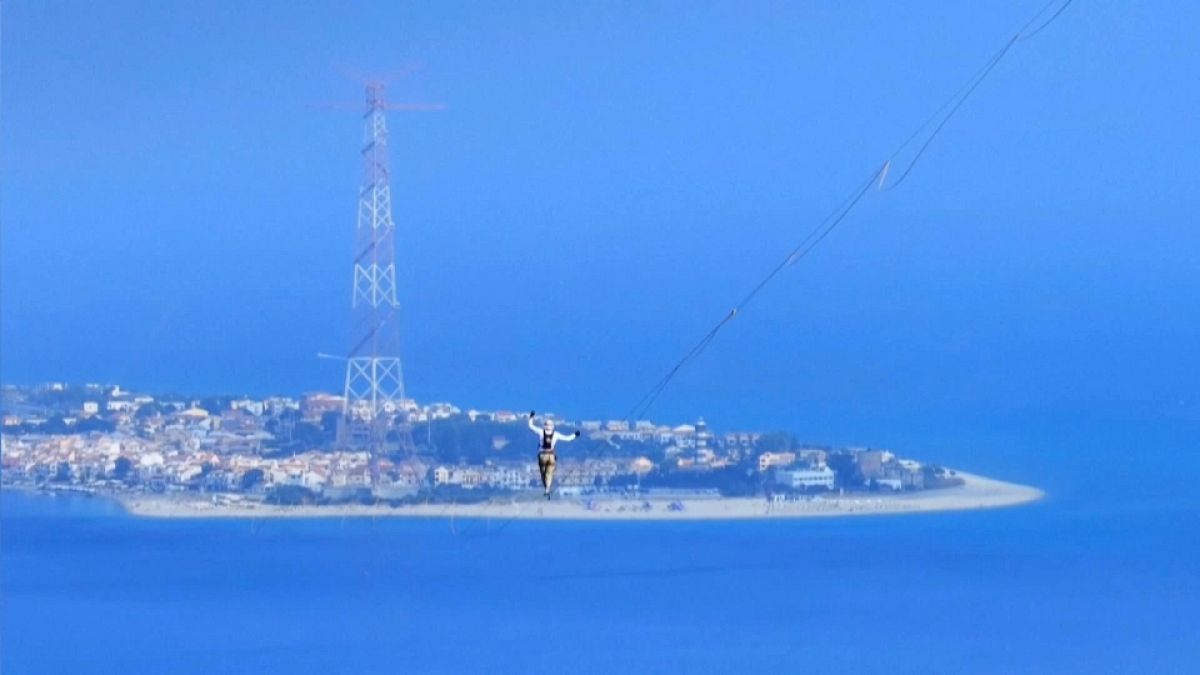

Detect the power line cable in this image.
[625,0,1074,420]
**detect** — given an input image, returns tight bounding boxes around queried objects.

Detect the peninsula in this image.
[2,382,1043,520]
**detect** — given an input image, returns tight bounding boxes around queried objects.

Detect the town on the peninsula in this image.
[0,381,978,512]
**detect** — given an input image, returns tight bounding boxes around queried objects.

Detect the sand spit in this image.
[116,472,1043,521]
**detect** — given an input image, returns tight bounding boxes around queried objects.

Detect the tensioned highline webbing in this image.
[625,0,1073,422]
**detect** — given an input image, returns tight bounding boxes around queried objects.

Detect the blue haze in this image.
[2,2,1199,671]
[2,1,1197,438]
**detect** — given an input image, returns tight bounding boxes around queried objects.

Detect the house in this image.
[671,425,697,449]
[484,465,535,490]
[857,450,893,480]
[230,399,265,416]
[175,463,206,483]
[263,397,300,415]
[303,468,329,490]
[875,478,903,491]
[798,448,829,467]
[138,452,165,469]
[301,392,344,420]
[758,451,796,472]
[178,407,210,421]
[630,457,655,474]
[387,465,425,487]
[433,466,452,486]
[428,402,460,419]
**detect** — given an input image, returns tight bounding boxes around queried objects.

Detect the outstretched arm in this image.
[528,411,540,434]
[555,430,582,444]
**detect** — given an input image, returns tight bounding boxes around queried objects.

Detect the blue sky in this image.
[2,1,1197,448]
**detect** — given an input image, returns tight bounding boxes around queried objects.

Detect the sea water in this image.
[3,426,1198,674]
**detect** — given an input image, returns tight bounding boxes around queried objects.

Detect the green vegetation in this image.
[265,484,319,506]
[112,457,134,480]
[240,468,265,491]
[826,452,865,489]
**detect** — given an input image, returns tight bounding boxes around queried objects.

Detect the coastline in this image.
[102,471,1043,521]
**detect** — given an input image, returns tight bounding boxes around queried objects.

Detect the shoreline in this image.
[86,471,1043,521]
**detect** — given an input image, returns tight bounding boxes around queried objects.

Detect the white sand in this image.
[118,471,1043,521]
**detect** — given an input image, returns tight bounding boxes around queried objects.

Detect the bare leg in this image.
[538,452,556,497]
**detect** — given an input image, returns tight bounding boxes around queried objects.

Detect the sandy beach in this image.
[115,471,1043,521]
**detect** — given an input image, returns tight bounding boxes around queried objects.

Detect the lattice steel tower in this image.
[340,83,416,457]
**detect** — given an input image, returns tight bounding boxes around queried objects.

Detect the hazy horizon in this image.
[4,4,1200,673]
[3,1,1196,446]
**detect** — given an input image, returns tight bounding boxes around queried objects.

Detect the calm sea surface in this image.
[3,424,1198,674]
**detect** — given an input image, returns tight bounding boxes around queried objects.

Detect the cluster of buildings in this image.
[0,384,674,497]
[759,447,933,492]
[1,382,936,499]
[0,433,420,496]
[850,449,933,491]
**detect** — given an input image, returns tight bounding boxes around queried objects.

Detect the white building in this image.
[758,451,796,472]
[487,465,535,490]
[428,402,460,419]
[264,397,300,415]
[231,399,265,416]
[775,466,835,490]
[138,452,165,469]
[875,477,903,491]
